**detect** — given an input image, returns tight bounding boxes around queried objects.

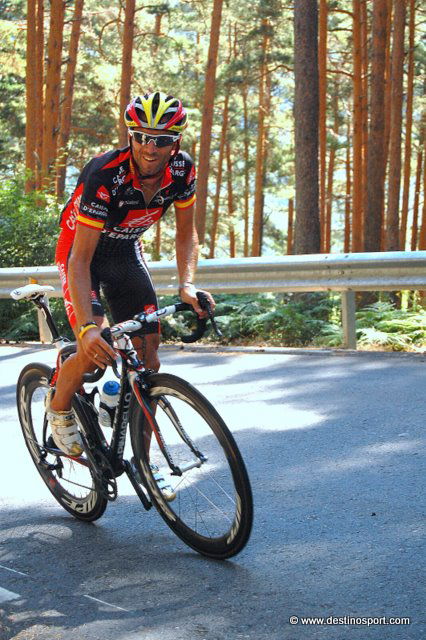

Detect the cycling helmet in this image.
[124,92,188,132]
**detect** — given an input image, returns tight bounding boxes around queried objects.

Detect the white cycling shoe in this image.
[131,457,176,502]
[45,389,83,457]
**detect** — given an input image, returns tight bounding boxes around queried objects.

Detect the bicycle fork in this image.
[129,372,208,477]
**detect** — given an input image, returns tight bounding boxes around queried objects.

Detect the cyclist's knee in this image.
[133,334,160,371]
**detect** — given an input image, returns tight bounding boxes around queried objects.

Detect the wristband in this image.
[78,322,97,340]
[178,281,194,290]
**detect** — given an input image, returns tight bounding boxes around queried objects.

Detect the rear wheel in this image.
[130,373,253,559]
[17,363,108,522]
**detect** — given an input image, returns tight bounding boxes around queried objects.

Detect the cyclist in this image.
[47,91,215,458]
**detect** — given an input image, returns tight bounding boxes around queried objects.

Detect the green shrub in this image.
[0,175,61,268]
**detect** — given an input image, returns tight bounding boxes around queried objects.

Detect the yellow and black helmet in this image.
[124,91,188,133]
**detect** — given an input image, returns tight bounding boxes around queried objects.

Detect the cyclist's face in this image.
[131,127,178,177]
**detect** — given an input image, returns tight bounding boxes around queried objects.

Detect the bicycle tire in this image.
[17,363,108,522]
[130,372,253,559]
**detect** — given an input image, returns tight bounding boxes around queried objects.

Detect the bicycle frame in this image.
[21,290,212,506]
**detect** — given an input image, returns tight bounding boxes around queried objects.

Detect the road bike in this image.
[11,283,253,559]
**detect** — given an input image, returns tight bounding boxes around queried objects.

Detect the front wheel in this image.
[17,363,108,522]
[130,373,253,559]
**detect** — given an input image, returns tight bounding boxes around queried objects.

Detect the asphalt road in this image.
[0,344,425,640]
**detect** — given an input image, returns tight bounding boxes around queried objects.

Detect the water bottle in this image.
[98,380,120,428]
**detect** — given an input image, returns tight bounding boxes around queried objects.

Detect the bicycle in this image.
[11,283,253,559]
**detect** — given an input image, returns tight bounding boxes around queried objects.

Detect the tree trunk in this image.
[318,0,327,252]
[42,0,65,187]
[56,0,84,198]
[418,129,426,250]
[226,139,236,257]
[25,0,37,192]
[35,0,44,189]
[352,0,363,251]
[344,125,352,252]
[410,149,422,250]
[365,0,388,252]
[361,0,369,232]
[399,0,415,249]
[287,198,294,255]
[293,0,320,254]
[252,18,270,257]
[385,0,406,251]
[325,92,339,253]
[195,0,224,244]
[383,0,393,169]
[242,84,250,257]
[118,0,136,147]
[209,94,229,259]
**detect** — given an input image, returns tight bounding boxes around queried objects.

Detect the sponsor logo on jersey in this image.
[144,304,157,314]
[96,185,110,202]
[118,200,140,207]
[119,208,162,229]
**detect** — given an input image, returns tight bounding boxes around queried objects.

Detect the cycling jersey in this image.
[56,146,196,332]
[59,146,196,255]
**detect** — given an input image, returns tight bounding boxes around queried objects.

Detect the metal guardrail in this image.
[1,251,425,348]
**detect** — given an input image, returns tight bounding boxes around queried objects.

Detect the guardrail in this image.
[1,251,425,348]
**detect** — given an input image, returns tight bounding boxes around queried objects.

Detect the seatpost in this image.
[34,295,62,342]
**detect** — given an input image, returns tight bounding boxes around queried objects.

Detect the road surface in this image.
[0,344,425,640]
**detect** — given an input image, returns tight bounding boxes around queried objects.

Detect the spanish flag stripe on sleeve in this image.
[76,214,105,230]
[175,194,196,209]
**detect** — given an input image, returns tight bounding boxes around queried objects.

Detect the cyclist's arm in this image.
[68,226,116,364]
[174,204,215,315]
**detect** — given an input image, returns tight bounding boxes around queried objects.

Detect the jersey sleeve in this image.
[76,173,112,231]
[174,155,196,210]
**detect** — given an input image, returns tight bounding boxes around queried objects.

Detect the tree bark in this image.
[242,83,250,257]
[418,129,426,250]
[361,0,369,232]
[365,0,388,252]
[293,0,320,254]
[208,94,229,259]
[195,0,224,244]
[318,0,327,252]
[352,0,363,251]
[118,0,136,147]
[226,139,236,257]
[252,18,270,257]
[42,0,65,186]
[287,198,294,255]
[385,0,406,251]
[410,149,422,251]
[344,123,352,252]
[325,92,339,253]
[399,0,415,249]
[56,0,84,198]
[35,0,44,189]
[25,0,37,192]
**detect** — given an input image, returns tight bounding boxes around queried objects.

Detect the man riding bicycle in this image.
[47,91,215,457]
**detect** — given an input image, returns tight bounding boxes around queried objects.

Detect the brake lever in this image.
[196,291,223,338]
[100,327,120,378]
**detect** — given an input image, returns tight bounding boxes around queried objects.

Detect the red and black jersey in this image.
[59,147,196,254]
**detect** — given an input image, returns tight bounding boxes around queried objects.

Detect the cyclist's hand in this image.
[179,284,216,318]
[80,326,117,368]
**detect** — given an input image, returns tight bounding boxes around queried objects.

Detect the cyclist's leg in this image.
[49,239,106,454]
[101,240,161,371]
[53,237,106,413]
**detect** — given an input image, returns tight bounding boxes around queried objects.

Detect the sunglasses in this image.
[129,130,180,147]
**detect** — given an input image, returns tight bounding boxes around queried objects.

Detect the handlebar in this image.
[104,291,222,346]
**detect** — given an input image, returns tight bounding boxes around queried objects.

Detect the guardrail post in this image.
[341,290,357,349]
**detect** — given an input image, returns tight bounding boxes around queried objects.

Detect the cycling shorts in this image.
[55,231,160,336]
